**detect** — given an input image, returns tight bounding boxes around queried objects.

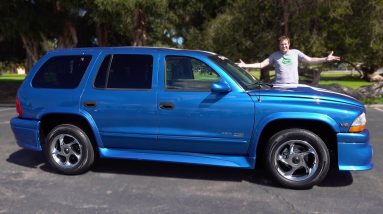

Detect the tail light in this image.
[16,97,22,118]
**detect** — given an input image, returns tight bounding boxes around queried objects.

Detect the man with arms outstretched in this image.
[237,36,341,84]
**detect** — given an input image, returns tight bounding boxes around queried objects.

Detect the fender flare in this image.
[249,112,339,157]
[38,107,104,148]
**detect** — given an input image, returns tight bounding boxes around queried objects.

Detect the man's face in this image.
[279,39,290,54]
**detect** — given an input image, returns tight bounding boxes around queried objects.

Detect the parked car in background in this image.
[10,47,373,189]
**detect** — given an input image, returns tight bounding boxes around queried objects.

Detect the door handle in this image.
[159,102,175,110]
[84,101,97,107]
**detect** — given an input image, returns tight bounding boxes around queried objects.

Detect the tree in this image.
[165,0,229,48]
[90,0,168,46]
[0,0,92,70]
[1,0,382,77]
[325,0,383,80]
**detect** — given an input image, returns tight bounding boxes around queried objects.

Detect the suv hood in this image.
[248,84,363,107]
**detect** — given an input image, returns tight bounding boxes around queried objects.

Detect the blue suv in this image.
[10,47,373,189]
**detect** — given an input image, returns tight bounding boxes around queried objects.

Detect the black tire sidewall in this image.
[43,124,94,175]
[265,128,330,189]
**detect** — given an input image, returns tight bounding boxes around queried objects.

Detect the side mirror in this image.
[211,81,231,93]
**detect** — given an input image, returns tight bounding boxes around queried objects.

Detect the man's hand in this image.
[326,51,341,62]
[236,59,247,67]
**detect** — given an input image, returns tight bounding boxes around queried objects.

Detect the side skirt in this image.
[99,148,256,169]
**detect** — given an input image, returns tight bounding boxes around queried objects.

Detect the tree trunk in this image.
[260,66,272,82]
[342,60,363,77]
[133,9,147,46]
[361,66,378,82]
[96,23,109,46]
[280,0,289,36]
[59,19,78,48]
[52,0,78,48]
[20,34,39,72]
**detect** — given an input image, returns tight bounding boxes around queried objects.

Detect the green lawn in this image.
[1,72,381,104]
[3,71,370,90]
[318,79,373,89]
[0,73,26,83]
[0,71,374,91]
[249,70,373,90]
[319,71,373,90]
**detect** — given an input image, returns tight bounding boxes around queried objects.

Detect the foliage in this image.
[199,0,279,60]
[0,0,382,78]
[90,0,169,46]
[0,73,26,84]
[362,95,383,104]
[325,0,383,77]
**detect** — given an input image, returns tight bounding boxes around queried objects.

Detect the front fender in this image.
[249,112,340,157]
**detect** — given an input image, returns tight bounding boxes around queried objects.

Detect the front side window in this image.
[32,55,92,89]
[94,54,153,89]
[209,55,258,90]
[165,56,219,91]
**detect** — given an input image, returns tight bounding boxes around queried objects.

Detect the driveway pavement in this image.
[0,107,382,213]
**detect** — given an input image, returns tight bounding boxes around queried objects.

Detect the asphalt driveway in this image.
[1,106,382,213]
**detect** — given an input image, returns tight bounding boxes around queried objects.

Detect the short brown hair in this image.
[278,36,290,44]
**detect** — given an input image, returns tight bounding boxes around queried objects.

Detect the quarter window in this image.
[32,55,91,89]
[165,56,219,91]
[94,54,153,89]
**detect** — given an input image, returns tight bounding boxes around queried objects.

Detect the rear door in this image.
[81,50,158,149]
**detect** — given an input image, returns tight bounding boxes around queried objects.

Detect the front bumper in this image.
[10,117,42,151]
[337,130,373,171]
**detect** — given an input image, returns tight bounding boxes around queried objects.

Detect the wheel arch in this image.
[253,116,338,168]
[39,111,102,156]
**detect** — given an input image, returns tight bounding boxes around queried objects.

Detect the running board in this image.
[99,148,255,169]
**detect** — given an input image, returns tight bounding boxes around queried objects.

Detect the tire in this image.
[43,124,95,175]
[265,128,330,189]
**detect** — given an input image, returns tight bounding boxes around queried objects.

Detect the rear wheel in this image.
[43,124,95,174]
[265,128,330,189]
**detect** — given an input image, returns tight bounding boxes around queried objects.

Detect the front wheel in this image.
[43,124,95,175]
[265,129,330,189]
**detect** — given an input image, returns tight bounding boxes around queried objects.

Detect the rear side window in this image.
[32,55,92,89]
[94,54,153,89]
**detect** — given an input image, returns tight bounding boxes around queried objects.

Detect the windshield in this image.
[209,55,260,90]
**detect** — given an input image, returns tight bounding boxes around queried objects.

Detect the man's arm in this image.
[236,58,270,69]
[302,51,341,64]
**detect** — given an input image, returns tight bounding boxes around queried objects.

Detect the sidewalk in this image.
[0,103,15,107]
[368,104,383,108]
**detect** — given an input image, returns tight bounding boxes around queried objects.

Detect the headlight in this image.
[349,112,366,133]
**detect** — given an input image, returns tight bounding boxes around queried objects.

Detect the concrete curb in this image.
[366,104,383,108]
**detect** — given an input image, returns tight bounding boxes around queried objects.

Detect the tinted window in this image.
[94,54,153,89]
[166,56,219,91]
[94,55,111,88]
[32,55,91,89]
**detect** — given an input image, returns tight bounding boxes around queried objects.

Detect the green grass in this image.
[318,79,373,89]
[247,70,383,104]
[0,73,26,84]
[361,96,383,105]
[194,71,220,80]
[1,71,382,104]
[318,71,373,89]
[248,70,373,90]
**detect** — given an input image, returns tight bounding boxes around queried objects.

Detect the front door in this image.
[157,55,255,155]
